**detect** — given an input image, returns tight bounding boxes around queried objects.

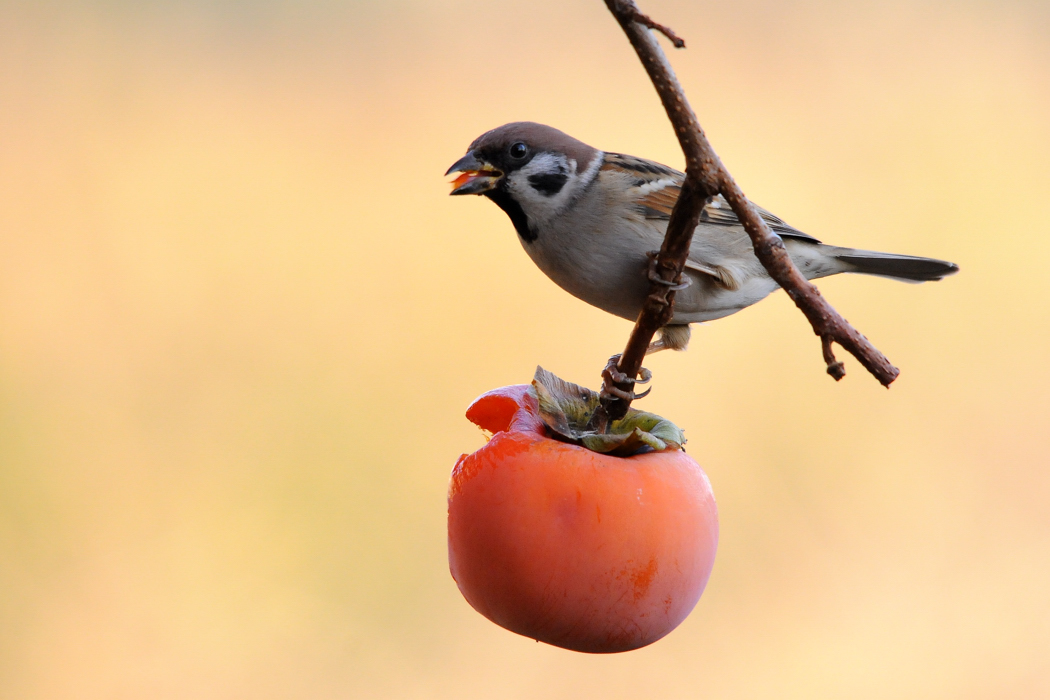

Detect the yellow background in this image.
[2,1,1048,697]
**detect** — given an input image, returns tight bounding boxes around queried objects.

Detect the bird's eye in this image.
[509,142,528,159]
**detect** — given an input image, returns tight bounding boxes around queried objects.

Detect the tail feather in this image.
[836,249,959,283]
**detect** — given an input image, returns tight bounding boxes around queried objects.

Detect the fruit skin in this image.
[448,384,719,654]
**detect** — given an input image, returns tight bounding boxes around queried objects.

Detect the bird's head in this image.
[446,122,601,239]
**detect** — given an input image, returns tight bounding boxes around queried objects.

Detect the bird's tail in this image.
[834,248,959,283]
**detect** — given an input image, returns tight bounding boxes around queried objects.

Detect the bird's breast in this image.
[520,213,659,322]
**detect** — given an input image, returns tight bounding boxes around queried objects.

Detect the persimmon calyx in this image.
[531,366,685,456]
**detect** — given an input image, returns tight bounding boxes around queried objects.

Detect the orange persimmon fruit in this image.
[448,380,719,653]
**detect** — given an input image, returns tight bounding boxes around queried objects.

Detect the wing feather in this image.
[601,152,820,243]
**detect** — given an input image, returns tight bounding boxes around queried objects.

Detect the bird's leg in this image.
[643,251,693,354]
[646,324,691,354]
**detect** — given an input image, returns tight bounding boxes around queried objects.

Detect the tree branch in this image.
[626,7,686,48]
[594,0,899,426]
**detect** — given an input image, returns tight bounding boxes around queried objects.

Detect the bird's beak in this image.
[446,152,502,195]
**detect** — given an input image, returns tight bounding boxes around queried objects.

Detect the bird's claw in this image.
[646,251,691,292]
[600,355,652,402]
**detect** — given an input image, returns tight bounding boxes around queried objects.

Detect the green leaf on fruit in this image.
[530,366,685,457]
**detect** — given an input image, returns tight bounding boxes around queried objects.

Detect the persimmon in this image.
[448,369,718,653]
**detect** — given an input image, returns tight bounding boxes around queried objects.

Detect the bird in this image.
[446,122,958,353]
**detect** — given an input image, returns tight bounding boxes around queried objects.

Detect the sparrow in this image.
[446,122,959,352]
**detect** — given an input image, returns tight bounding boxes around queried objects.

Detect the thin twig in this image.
[628,8,686,48]
[593,0,899,426]
[821,335,846,381]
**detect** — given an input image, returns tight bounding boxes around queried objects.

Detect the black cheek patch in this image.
[527,172,568,197]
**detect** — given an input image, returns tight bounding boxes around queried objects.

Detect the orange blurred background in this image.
[1,1,1048,697]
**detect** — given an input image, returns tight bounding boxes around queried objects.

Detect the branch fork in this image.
[594,0,899,427]
[627,8,686,48]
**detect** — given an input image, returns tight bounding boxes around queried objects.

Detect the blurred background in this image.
[1,0,1048,697]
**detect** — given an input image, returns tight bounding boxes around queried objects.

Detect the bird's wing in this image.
[600,153,821,244]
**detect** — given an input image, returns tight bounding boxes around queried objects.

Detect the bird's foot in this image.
[646,251,692,292]
[600,355,652,402]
